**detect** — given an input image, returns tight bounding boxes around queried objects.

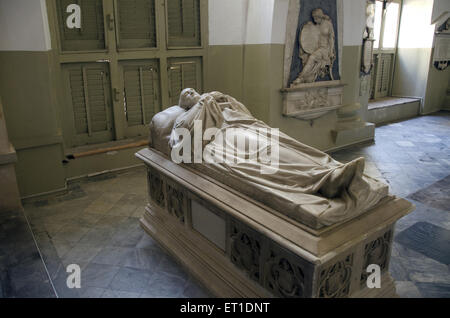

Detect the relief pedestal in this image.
[332,102,375,149]
[136,148,414,298]
[329,0,376,149]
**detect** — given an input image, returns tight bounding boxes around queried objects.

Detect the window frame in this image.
[46,0,208,149]
[371,0,402,100]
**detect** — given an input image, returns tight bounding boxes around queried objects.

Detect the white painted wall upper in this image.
[209,0,366,46]
[342,0,366,46]
[271,0,289,44]
[209,0,281,45]
[0,0,51,51]
[432,0,450,24]
[208,0,249,45]
[398,0,435,49]
[245,0,275,44]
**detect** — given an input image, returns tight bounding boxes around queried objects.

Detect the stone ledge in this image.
[0,144,17,165]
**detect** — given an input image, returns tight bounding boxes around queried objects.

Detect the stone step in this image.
[367,97,420,126]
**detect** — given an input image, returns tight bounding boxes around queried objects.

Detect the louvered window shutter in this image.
[122,62,160,127]
[372,53,393,99]
[117,0,157,49]
[57,0,106,51]
[369,56,377,100]
[168,59,202,106]
[379,54,392,97]
[166,0,201,48]
[64,63,113,146]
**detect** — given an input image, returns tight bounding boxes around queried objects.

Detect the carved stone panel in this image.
[228,218,314,297]
[148,168,165,208]
[282,82,344,120]
[317,254,353,298]
[360,230,392,285]
[263,251,306,298]
[166,181,187,223]
[230,221,261,282]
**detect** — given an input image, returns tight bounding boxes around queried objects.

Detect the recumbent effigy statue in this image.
[137,88,414,298]
[150,88,387,227]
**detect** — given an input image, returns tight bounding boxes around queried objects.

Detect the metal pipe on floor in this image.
[66,140,148,160]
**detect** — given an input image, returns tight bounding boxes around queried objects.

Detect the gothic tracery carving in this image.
[166,183,186,223]
[264,252,305,298]
[230,227,261,282]
[318,254,353,298]
[148,169,165,208]
[360,230,392,285]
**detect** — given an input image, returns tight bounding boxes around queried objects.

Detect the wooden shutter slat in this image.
[167,0,201,47]
[57,0,105,51]
[117,0,157,49]
[82,67,93,136]
[122,62,160,127]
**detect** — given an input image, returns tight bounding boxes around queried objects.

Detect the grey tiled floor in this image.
[1,111,449,298]
[331,111,450,298]
[8,170,212,298]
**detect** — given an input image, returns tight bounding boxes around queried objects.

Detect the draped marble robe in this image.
[150,91,388,228]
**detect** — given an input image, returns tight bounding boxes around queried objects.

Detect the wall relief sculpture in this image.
[293,88,329,111]
[318,254,353,298]
[360,230,392,285]
[282,1,344,120]
[291,8,336,86]
[148,169,165,208]
[361,1,376,75]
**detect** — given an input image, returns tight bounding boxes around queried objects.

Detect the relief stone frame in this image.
[282,0,345,120]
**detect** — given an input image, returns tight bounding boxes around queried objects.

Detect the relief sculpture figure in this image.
[292,8,336,86]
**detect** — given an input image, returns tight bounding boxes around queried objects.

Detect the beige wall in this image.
[392,0,450,114]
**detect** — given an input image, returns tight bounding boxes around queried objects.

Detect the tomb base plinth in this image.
[136,148,414,298]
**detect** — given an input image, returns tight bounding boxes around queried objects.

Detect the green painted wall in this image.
[206,45,244,101]
[0,50,146,197]
[392,47,450,114]
[392,48,431,101]
[0,51,66,197]
[423,59,450,114]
